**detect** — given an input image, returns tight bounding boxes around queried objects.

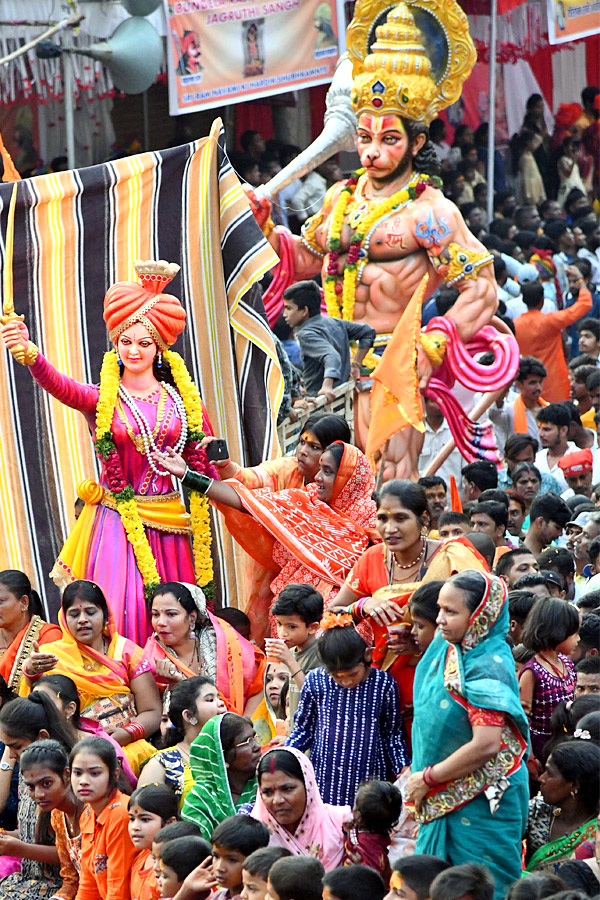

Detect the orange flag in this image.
[0,132,21,183]
[450,475,463,512]
[365,274,428,464]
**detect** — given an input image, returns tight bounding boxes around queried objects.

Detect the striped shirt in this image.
[287,667,409,806]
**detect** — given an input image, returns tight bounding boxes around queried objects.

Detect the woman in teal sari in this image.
[406,571,529,900]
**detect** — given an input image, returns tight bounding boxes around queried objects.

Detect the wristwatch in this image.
[0,761,14,771]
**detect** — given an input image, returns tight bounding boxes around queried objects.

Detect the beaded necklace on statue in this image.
[118,382,189,477]
[324,168,442,322]
[116,384,167,454]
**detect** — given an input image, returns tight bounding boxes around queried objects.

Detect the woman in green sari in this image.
[181,712,260,840]
[525,740,599,873]
[406,570,529,900]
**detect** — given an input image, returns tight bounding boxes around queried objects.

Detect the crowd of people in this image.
[0,70,599,900]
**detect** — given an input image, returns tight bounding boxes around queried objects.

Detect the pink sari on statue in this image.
[28,353,214,643]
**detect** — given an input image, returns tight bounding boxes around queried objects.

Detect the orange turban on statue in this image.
[103,260,186,351]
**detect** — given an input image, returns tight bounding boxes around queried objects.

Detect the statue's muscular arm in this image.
[265,183,345,280]
[413,196,498,343]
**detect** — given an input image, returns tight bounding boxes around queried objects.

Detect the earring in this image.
[189,716,198,726]
[421,526,428,537]
[117,355,123,367]
[571,789,578,798]
[157,351,162,369]
[225,762,230,768]
[190,624,196,638]
[103,623,110,636]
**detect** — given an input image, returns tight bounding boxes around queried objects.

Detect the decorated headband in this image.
[347,0,475,125]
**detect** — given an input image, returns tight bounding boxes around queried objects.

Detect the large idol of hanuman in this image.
[254,0,519,479]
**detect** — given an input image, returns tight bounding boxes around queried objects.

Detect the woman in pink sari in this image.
[144,582,266,716]
[251,746,351,871]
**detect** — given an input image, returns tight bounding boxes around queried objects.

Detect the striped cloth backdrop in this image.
[0,119,283,618]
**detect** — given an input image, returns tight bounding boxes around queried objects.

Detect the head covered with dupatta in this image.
[251,745,350,870]
[413,570,529,774]
[182,713,258,840]
[306,441,376,528]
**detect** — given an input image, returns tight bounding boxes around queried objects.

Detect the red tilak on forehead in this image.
[268,756,276,774]
[359,114,405,135]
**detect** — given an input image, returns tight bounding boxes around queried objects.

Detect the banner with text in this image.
[547,0,600,44]
[165,0,344,114]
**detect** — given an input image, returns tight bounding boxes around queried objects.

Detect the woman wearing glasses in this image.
[181,713,261,839]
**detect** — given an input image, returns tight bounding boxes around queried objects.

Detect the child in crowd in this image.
[409,581,443,655]
[508,590,538,644]
[151,820,206,882]
[430,863,495,900]
[268,584,324,720]
[71,735,138,899]
[287,615,408,806]
[157,835,215,898]
[173,815,270,900]
[20,739,82,900]
[241,847,291,900]
[253,662,290,747]
[437,512,470,541]
[211,816,270,899]
[387,855,451,900]
[266,856,325,900]
[129,783,179,900]
[519,597,580,763]
[321,864,386,900]
[342,779,402,883]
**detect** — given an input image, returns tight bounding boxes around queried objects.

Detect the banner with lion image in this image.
[164,0,345,114]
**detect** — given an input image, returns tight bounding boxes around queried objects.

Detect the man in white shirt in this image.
[417,397,464,487]
[535,403,577,492]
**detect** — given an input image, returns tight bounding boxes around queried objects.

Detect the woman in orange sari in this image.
[20,580,161,774]
[153,441,378,616]
[0,570,61,691]
[205,412,351,491]
[334,480,488,729]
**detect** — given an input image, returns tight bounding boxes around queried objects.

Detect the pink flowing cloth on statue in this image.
[28,353,214,643]
[423,316,520,466]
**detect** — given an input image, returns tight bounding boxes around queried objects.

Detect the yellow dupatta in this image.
[20,607,133,711]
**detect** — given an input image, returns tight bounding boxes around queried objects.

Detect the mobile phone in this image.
[206,439,229,461]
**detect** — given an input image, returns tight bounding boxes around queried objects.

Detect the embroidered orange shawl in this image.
[218,443,378,606]
[0,616,61,690]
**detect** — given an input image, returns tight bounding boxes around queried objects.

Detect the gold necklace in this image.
[116,384,167,453]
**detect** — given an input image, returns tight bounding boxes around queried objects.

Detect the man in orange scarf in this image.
[489,356,548,449]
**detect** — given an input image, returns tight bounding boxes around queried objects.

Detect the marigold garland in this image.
[94,348,214,594]
[324,169,442,322]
